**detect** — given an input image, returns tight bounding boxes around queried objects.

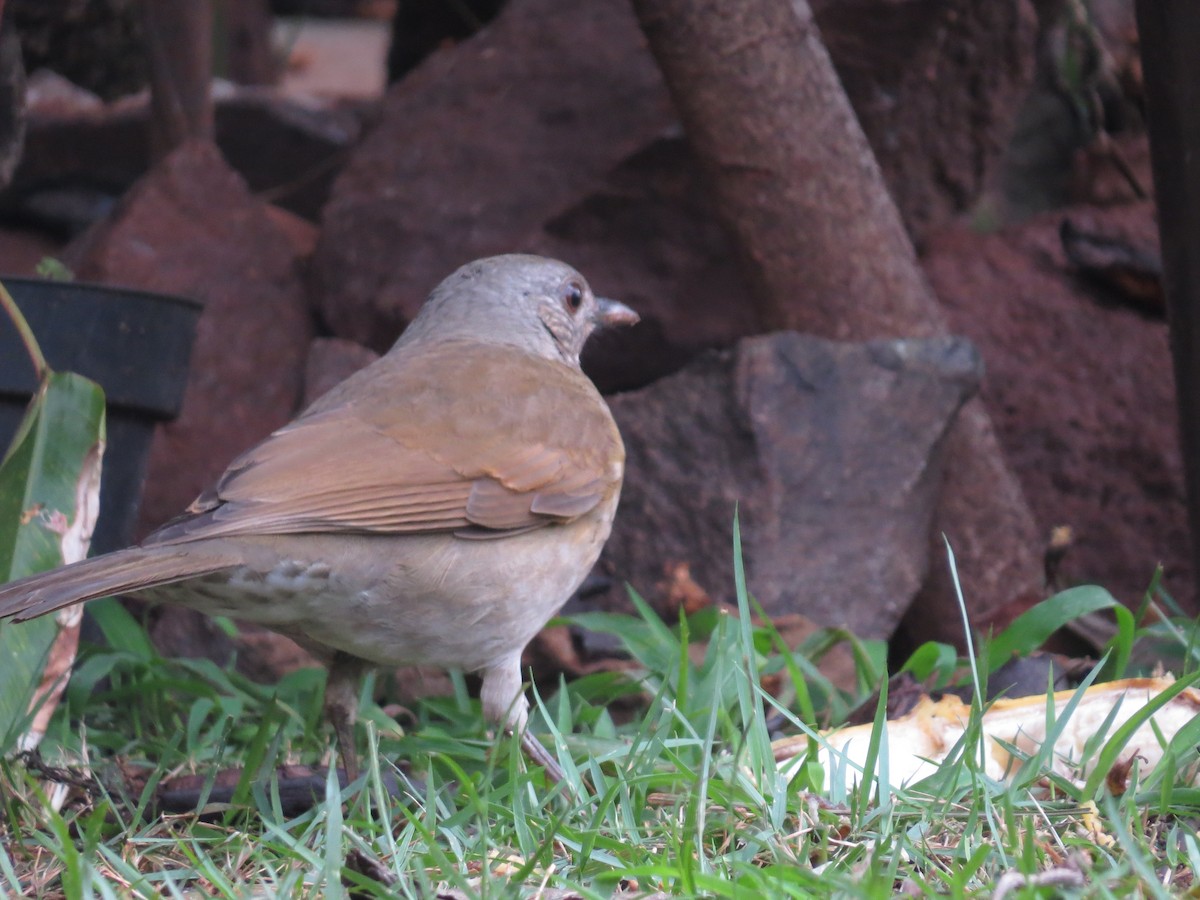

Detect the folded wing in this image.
[147,342,623,545]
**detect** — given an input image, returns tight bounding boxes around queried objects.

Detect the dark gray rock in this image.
[599,332,982,639]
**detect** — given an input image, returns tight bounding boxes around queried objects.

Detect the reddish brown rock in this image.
[311,0,676,350]
[1069,133,1154,211]
[813,0,1038,240]
[264,204,321,261]
[65,139,315,537]
[597,332,982,640]
[907,399,1046,647]
[921,203,1191,610]
[0,223,64,275]
[303,337,378,406]
[536,138,760,392]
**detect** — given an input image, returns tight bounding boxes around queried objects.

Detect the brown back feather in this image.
[146,342,624,545]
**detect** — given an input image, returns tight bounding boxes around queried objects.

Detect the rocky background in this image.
[0,0,1185,691]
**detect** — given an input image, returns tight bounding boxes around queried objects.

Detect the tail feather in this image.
[0,548,236,622]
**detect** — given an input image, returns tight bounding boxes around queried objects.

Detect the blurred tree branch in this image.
[140,0,213,159]
[0,7,23,190]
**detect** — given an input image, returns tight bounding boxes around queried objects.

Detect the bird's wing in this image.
[146,342,624,545]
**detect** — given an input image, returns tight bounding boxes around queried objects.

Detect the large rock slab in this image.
[598,332,982,639]
[311,0,675,349]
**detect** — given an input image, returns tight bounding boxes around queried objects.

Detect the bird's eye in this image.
[561,281,585,314]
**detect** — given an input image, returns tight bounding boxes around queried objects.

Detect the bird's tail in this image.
[0,547,236,622]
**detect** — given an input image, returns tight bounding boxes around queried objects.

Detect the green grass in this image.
[1,530,1198,898]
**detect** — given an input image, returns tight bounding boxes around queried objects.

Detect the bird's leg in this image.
[323,652,369,783]
[480,660,566,784]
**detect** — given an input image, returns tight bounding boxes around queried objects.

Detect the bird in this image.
[0,254,638,783]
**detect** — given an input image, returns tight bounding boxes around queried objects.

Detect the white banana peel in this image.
[773,677,1200,794]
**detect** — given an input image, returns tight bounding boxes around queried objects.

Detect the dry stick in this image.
[630,0,1043,635]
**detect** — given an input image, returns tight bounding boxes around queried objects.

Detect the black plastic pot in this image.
[0,278,202,554]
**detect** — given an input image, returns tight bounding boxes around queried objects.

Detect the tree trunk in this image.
[631,0,1043,640]
[0,17,23,191]
[1136,0,1200,614]
[141,0,213,160]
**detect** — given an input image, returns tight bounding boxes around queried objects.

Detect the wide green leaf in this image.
[0,370,106,752]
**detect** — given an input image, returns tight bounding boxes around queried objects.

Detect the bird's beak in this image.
[594,297,640,328]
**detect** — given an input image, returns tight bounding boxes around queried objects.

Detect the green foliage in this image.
[0,288,106,754]
[0,537,1196,896]
[985,585,1135,681]
[33,258,73,282]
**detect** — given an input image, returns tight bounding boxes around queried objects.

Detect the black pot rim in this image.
[0,275,203,312]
